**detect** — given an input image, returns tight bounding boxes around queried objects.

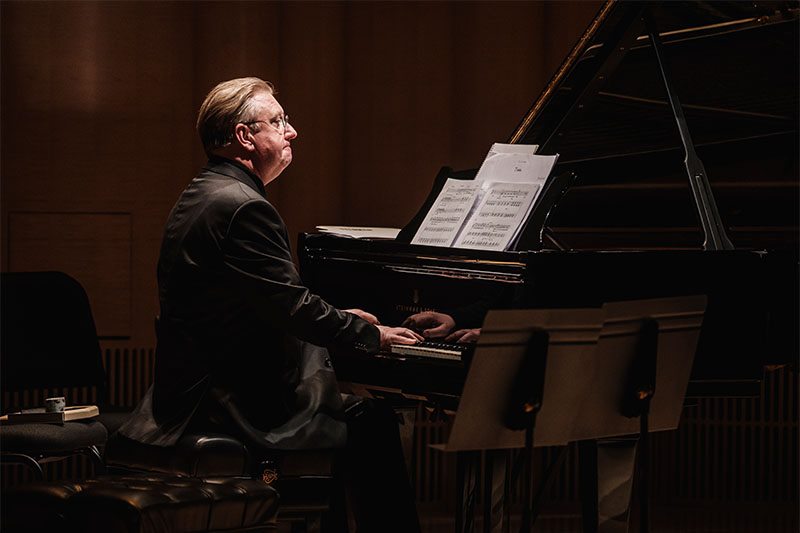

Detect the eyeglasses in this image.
[243,115,290,135]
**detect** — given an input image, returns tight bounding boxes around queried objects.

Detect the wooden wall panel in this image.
[340,1,600,228]
[1,0,602,348]
[7,212,131,338]
[449,1,548,169]
[343,2,456,227]
[542,1,605,76]
[274,2,347,238]
[1,1,197,345]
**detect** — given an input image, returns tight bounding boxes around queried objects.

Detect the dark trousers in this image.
[337,398,421,533]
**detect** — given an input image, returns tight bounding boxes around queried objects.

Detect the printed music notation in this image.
[411,144,558,251]
[411,180,481,247]
[453,182,539,251]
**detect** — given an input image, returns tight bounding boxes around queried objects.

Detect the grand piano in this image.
[300,0,797,395]
[300,1,798,531]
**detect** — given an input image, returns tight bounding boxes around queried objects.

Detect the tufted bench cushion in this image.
[3,475,279,533]
[103,434,337,532]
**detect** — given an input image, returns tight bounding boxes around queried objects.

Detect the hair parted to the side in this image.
[197,77,275,156]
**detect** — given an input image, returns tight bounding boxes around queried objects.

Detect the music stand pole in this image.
[504,329,549,533]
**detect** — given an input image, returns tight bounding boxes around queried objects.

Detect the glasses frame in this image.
[242,115,290,135]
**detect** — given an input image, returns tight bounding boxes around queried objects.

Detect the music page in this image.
[453,182,540,251]
[411,179,481,247]
[475,151,557,184]
[480,142,538,160]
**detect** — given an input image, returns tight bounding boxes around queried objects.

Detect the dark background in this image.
[0,0,601,348]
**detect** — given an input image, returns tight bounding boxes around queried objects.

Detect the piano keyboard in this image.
[390,341,467,361]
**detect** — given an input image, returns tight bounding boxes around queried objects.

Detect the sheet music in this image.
[482,142,539,158]
[411,179,481,247]
[316,226,400,239]
[453,182,539,251]
[475,151,558,184]
[474,150,559,246]
[411,144,558,250]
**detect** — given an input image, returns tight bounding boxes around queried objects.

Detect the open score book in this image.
[411,143,558,251]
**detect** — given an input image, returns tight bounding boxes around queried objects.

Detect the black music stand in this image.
[437,295,706,533]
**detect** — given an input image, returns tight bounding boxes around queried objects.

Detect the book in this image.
[316,226,401,240]
[0,405,99,425]
[411,147,558,251]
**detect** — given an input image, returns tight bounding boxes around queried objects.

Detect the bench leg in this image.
[1,453,44,479]
[85,445,106,475]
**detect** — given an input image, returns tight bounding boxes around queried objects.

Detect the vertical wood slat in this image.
[100,346,156,408]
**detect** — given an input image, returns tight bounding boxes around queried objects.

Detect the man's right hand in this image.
[344,308,380,325]
[377,325,423,350]
[402,311,456,338]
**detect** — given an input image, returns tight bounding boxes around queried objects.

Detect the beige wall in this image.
[1,1,601,348]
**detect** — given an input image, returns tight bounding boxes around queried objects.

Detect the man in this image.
[119,77,422,532]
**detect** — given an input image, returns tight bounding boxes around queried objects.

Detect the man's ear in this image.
[234,124,255,151]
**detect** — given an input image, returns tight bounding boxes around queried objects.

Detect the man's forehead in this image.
[252,92,283,116]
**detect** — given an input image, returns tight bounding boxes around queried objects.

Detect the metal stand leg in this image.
[519,425,535,533]
[639,414,650,533]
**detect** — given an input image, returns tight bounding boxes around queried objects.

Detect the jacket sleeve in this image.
[221,198,380,354]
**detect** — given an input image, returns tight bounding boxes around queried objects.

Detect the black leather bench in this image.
[105,434,338,532]
[3,475,279,533]
[3,433,335,533]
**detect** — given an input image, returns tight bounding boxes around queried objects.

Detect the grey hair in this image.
[196,77,275,155]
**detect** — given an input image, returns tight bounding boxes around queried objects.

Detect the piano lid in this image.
[511,1,799,161]
[499,0,799,252]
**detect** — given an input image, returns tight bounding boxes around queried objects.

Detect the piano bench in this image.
[103,433,337,533]
[2,475,279,533]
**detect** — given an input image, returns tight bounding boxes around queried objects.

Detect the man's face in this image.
[246,92,298,185]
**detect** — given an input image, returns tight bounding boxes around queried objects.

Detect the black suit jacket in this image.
[120,157,380,450]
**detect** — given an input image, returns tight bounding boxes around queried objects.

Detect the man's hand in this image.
[445,328,481,344]
[377,325,423,349]
[402,311,456,338]
[345,308,380,325]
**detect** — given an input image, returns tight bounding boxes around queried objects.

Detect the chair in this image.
[0,271,114,478]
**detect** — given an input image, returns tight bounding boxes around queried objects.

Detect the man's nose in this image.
[285,123,298,140]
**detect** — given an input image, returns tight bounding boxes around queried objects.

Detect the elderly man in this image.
[119,77,422,532]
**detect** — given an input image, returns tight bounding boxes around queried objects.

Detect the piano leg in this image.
[395,406,417,480]
[579,438,638,533]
